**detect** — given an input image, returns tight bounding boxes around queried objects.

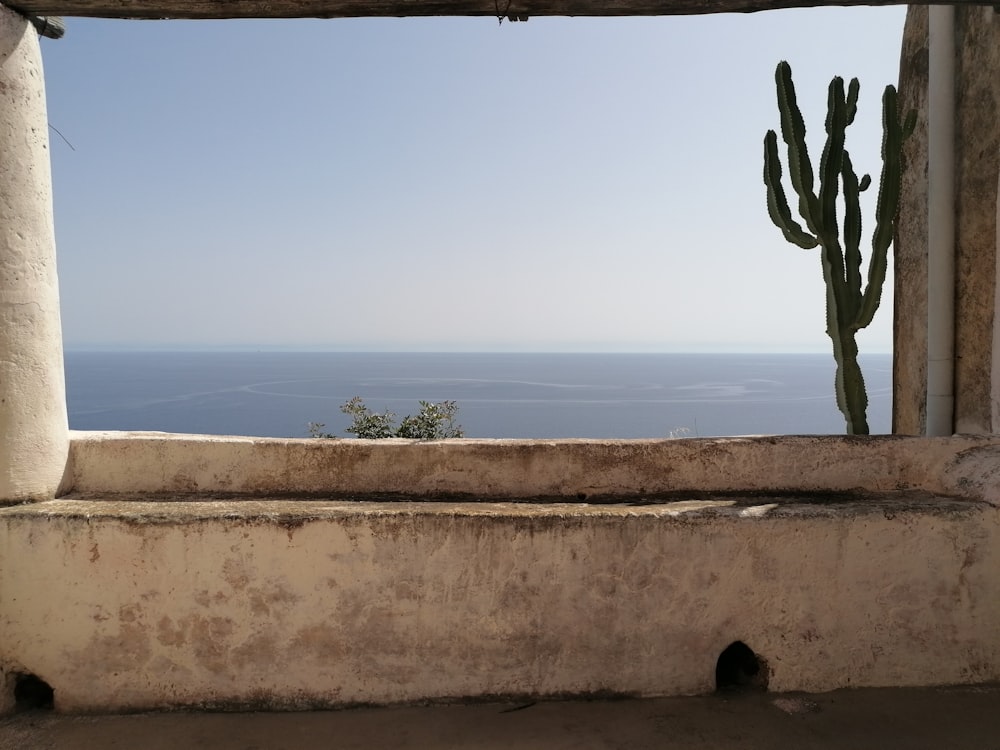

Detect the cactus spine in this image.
[763,61,915,435]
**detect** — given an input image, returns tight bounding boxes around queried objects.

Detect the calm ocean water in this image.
[63,351,892,438]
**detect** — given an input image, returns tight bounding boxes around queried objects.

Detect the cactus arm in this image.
[858,85,906,330]
[841,149,864,310]
[817,77,851,335]
[775,61,819,232]
[764,130,819,249]
[857,240,889,331]
[870,85,904,261]
[845,77,860,126]
[818,77,847,250]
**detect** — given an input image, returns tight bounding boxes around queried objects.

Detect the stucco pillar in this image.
[894,5,930,435]
[895,6,1000,435]
[0,5,68,501]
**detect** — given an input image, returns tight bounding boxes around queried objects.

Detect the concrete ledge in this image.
[2,493,998,712]
[62,431,1000,503]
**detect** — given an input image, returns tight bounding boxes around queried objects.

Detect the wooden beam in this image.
[1,0,987,21]
[26,14,64,36]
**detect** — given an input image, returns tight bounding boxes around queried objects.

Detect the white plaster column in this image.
[0,5,68,501]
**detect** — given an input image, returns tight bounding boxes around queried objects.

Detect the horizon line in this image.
[62,345,892,355]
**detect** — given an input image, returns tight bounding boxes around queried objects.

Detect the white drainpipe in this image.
[926,5,956,436]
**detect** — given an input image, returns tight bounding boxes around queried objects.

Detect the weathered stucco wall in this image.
[895,6,1000,434]
[894,4,929,435]
[953,7,1000,433]
[1,434,999,712]
[2,494,999,712]
[0,6,69,501]
[61,431,1000,503]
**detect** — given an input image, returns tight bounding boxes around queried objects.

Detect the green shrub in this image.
[395,400,463,439]
[340,396,398,439]
[310,397,464,439]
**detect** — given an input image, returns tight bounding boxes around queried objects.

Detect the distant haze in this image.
[44,9,905,353]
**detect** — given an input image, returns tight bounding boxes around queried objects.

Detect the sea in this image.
[63,351,893,439]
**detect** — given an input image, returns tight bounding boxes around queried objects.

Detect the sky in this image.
[39,7,907,353]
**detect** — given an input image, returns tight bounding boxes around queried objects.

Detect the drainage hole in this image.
[14,673,54,711]
[715,641,768,693]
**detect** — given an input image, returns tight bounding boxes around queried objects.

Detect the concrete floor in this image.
[2,686,1000,750]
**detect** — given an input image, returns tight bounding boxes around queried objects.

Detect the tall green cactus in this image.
[763,61,915,435]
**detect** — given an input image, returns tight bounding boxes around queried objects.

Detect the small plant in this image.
[395,400,463,439]
[340,396,398,439]
[307,421,333,439]
[763,60,915,435]
[310,397,464,439]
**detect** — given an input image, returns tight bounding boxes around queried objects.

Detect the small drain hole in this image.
[715,641,768,692]
[14,673,54,711]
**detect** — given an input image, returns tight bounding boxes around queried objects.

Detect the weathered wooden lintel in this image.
[26,14,65,36]
[1,0,988,21]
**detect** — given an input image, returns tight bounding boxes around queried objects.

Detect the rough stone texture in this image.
[61,432,1000,505]
[1,495,998,712]
[894,5,929,435]
[895,6,1000,434]
[0,6,69,501]
[954,7,1000,433]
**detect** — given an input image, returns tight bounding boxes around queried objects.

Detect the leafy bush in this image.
[309,397,464,439]
[340,396,398,438]
[395,400,463,439]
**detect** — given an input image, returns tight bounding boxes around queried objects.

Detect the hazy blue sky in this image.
[40,7,906,352]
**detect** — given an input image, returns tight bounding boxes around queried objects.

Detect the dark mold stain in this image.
[117,688,641,714]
